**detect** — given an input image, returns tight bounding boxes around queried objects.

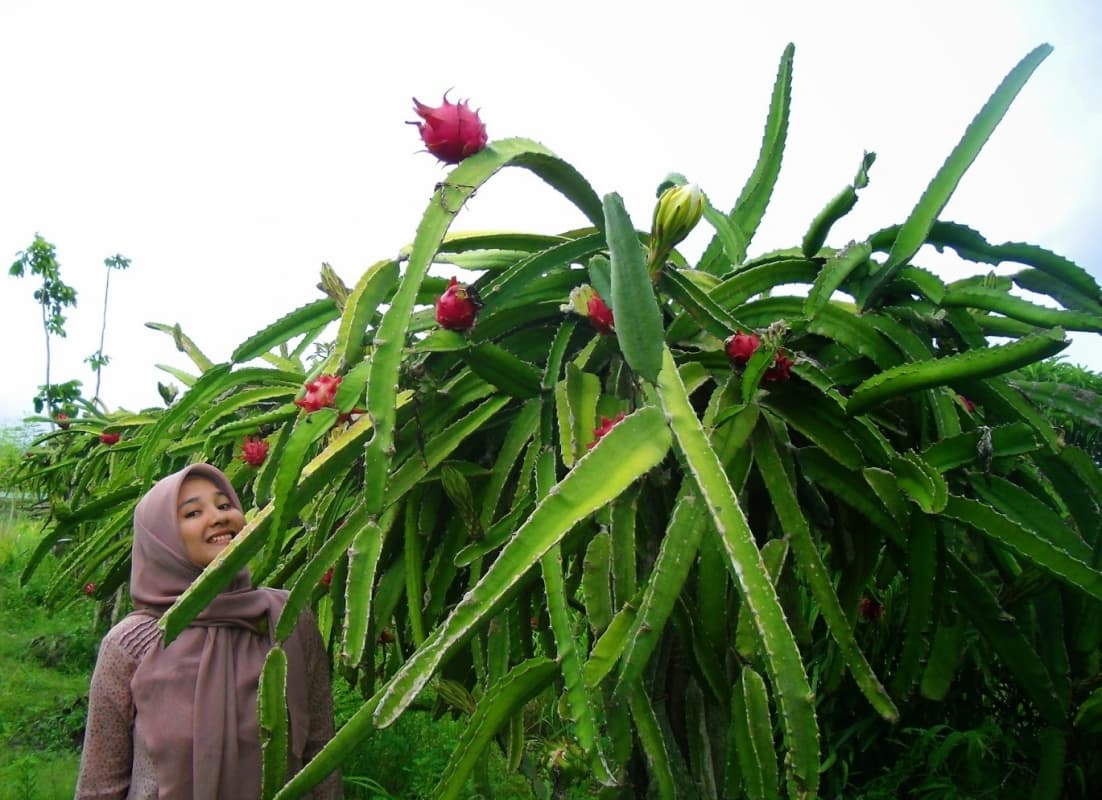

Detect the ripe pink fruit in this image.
[589,412,627,449]
[587,293,614,335]
[724,332,761,366]
[241,436,269,467]
[411,93,488,164]
[295,374,342,413]
[435,277,480,331]
[99,432,120,445]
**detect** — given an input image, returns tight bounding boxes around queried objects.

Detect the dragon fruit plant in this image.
[15,45,1102,799]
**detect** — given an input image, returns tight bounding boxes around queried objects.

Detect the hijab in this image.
[128,463,309,799]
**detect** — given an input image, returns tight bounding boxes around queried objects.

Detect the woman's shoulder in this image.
[99,612,162,662]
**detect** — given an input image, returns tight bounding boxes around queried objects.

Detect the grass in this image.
[0,507,97,800]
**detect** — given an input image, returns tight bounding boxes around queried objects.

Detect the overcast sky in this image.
[2,0,1100,426]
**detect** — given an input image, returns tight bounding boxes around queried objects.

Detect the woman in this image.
[75,463,341,799]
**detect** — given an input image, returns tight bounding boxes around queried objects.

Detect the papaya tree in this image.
[16,43,1102,799]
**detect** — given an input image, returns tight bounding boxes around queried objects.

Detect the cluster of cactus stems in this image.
[15,43,1102,799]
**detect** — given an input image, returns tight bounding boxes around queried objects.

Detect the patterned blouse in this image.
[74,611,342,799]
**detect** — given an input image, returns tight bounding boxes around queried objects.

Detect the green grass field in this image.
[0,508,95,800]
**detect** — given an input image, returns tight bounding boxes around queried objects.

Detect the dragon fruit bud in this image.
[411,93,488,164]
[649,183,705,273]
[295,374,342,413]
[764,351,794,383]
[724,332,761,366]
[55,412,71,429]
[958,394,976,413]
[321,568,334,588]
[241,436,270,468]
[589,412,627,449]
[99,432,121,445]
[83,582,96,597]
[436,277,480,331]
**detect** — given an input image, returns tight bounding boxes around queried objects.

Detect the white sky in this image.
[2,0,1100,425]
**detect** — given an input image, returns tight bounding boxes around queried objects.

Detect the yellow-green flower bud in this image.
[649,183,705,263]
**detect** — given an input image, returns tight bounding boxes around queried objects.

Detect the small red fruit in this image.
[435,277,480,331]
[241,436,269,468]
[295,374,342,413]
[99,432,120,445]
[83,582,96,597]
[587,293,614,335]
[763,351,794,383]
[411,93,488,164]
[589,412,627,449]
[320,568,334,588]
[724,332,761,366]
[858,597,883,622]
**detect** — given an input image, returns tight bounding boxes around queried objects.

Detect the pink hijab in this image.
[128,463,309,799]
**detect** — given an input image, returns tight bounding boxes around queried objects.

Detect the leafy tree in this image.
[8,235,78,419]
[1012,357,1102,463]
[86,253,132,405]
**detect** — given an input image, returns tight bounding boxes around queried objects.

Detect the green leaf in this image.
[752,424,898,721]
[232,299,340,364]
[627,683,678,799]
[801,152,875,257]
[661,268,745,341]
[861,45,1053,306]
[363,138,603,514]
[654,347,819,798]
[943,495,1102,601]
[373,406,671,726]
[1011,380,1102,429]
[950,554,1065,725]
[335,259,399,368]
[891,451,948,514]
[258,646,289,800]
[581,530,614,635]
[730,667,780,800]
[604,192,664,383]
[615,484,709,696]
[804,241,872,320]
[145,321,215,372]
[942,285,1102,332]
[846,329,1068,416]
[699,43,794,272]
[462,343,543,398]
[430,658,559,800]
[871,220,1100,301]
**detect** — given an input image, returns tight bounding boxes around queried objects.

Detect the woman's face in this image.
[176,475,245,567]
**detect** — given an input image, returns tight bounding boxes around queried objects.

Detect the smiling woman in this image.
[75,464,341,800]
[176,475,244,567]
